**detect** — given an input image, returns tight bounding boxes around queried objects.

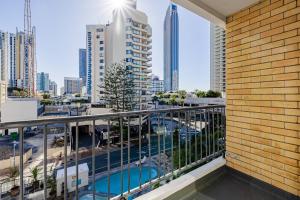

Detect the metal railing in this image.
[0,105,226,200]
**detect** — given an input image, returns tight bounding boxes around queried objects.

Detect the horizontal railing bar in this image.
[0,105,225,129]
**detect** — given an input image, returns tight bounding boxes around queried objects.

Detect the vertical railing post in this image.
[43,125,47,200]
[138,115,142,188]
[200,111,203,160]
[127,117,131,193]
[107,120,111,200]
[158,113,161,179]
[185,112,188,167]
[188,111,192,164]
[194,111,197,162]
[75,122,79,200]
[204,110,208,158]
[148,115,152,184]
[64,123,68,199]
[19,127,24,200]
[170,112,174,174]
[212,108,215,156]
[178,112,181,170]
[92,120,96,200]
[162,113,166,177]
[120,117,124,196]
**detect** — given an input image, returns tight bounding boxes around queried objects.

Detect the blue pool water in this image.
[81,166,157,199]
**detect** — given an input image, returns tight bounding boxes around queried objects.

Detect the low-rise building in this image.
[150,75,164,95]
[64,77,82,95]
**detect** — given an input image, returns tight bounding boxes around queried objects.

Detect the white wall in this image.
[1,98,38,122]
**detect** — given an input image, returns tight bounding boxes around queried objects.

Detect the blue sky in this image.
[0,0,210,92]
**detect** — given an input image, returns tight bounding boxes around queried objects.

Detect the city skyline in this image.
[0,0,211,92]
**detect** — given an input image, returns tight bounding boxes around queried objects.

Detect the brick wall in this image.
[226,0,300,196]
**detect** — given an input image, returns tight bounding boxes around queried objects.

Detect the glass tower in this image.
[164,3,179,92]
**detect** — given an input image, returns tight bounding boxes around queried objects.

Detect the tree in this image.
[30,166,41,191]
[177,90,187,99]
[12,90,20,97]
[152,95,159,109]
[101,61,135,112]
[205,90,222,98]
[9,166,19,187]
[195,90,206,98]
[42,93,50,99]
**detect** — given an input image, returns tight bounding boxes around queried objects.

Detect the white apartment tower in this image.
[86,25,107,103]
[87,0,152,109]
[210,24,226,94]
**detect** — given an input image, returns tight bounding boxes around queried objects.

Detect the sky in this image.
[0,0,211,92]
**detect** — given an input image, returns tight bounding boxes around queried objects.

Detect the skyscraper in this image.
[64,77,82,95]
[86,25,107,103]
[0,29,36,95]
[79,48,87,87]
[49,80,57,96]
[164,3,179,92]
[87,0,152,109]
[210,24,226,94]
[37,72,49,92]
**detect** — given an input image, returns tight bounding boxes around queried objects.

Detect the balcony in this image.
[0,105,226,200]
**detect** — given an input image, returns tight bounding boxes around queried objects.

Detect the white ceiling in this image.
[173,0,260,28]
[194,0,260,16]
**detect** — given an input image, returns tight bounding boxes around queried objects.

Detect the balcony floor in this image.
[181,166,297,200]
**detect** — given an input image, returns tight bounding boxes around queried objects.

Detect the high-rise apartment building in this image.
[49,80,57,97]
[0,30,37,96]
[164,3,179,92]
[150,75,164,95]
[210,24,226,94]
[87,0,152,109]
[37,72,49,92]
[64,77,82,95]
[86,25,107,103]
[79,48,87,87]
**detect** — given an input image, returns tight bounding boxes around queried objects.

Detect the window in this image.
[100,47,104,51]
[100,41,104,44]
[100,66,104,69]
[100,59,104,63]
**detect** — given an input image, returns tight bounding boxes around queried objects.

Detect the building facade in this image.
[0,29,36,96]
[87,0,152,109]
[164,3,179,92]
[106,1,152,110]
[79,48,87,87]
[49,80,57,97]
[37,72,49,92]
[150,75,164,95]
[64,77,82,95]
[86,25,107,103]
[210,24,226,94]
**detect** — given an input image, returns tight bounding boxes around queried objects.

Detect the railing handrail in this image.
[0,105,225,129]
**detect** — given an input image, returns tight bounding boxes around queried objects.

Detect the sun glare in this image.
[111,0,126,9]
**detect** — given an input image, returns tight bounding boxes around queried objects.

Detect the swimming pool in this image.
[81,166,157,199]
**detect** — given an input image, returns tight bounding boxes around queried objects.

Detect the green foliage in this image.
[195,90,206,98]
[9,167,19,187]
[41,99,53,106]
[101,61,135,112]
[205,90,222,98]
[177,90,187,99]
[75,93,81,97]
[42,93,51,99]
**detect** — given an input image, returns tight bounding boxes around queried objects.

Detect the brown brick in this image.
[261,14,284,26]
[284,21,300,31]
[261,40,284,50]
[271,1,297,16]
[250,12,271,24]
[284,7,300,18]
[285,65,300,73]
[261,0,284,14]
[272,44,298,54]
[271,29,297,41]
[285,50,300,59]
[273,72,299,80]
[272,58,298,67]
[261,26,284,38]
[284,35,300,45]
[271,15,298,29]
